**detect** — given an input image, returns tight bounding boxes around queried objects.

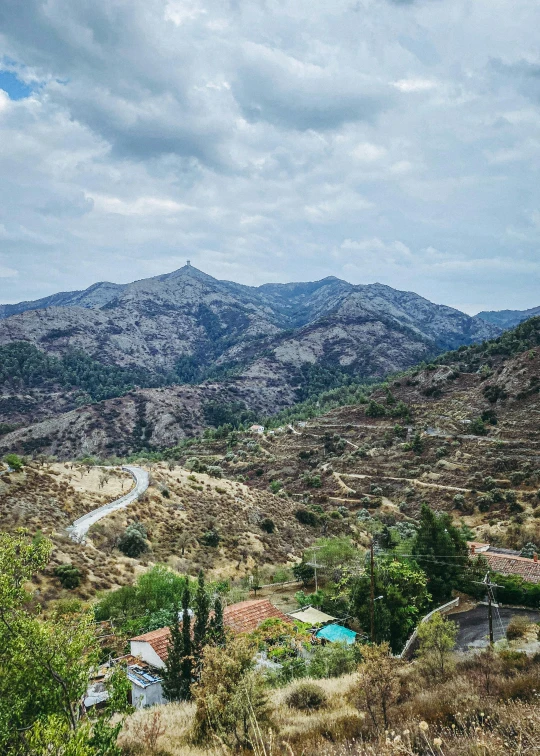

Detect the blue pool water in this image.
[315,623,357,645]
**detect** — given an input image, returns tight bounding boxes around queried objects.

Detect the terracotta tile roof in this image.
[482,552,540,584]
[223,599,292,634]
[130,600,290,662]
[131,627,171,662]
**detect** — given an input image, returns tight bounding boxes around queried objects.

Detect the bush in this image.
[506,615,532,641]
[308,642,358,678]
[200,529,220,547]
[54,564,82,589]
[118,523,148,558]
[260,518,275,534]
[295,508,320,527]
[285,682,327,711]
[4,453,23,472]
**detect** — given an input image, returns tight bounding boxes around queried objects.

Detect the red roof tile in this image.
[131,627,171,662]
[130,600,290,662]
[482,552,540,584]
[222,599,291,634]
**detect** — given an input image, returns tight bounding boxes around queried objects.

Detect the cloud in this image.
[0,0,539,312]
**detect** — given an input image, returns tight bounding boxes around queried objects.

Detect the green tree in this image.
[209,595,226,647]
[192,638,271,749]
[411,432,424,454]
[0,530,127,755]
[193,570,210,654]
[412,504,468,605]
[416,612,458,679]
[179,583,192,700]
[161,604,184,702]
[4,453,23,472]
[351,558,430,652]
[117,523,148,558]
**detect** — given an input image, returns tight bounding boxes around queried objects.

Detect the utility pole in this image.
[370,539,375,642]
[473,572,502,646]
[307,547,325,593]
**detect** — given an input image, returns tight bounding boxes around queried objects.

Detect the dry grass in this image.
[119,655,540,756]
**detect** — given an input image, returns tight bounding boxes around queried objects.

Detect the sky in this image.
[0,1,540,314]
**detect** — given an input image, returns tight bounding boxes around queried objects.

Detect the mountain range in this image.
[476,305,540,330]
[0,264,517,458]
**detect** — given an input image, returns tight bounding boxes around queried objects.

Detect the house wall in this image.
[131,681,165,709]
[130,641,165,669]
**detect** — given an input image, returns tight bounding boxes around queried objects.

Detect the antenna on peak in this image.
[186,260,191,267]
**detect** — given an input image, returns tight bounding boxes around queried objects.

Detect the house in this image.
[249,424,265,434]
[222,599,291,634]
[129,601,291,667]
[127,663,165,708]
[469,542,540,584]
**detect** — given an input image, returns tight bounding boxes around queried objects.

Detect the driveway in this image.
[452,605,540,651]
[67,465,149,543]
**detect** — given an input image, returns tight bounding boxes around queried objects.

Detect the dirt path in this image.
[339,471,470,494]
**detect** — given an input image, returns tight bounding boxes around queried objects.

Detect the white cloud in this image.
[393,78,437,93]
[0,0,539,311]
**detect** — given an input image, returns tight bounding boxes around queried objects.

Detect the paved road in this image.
[452,606,540,651]
[67,465,149,543]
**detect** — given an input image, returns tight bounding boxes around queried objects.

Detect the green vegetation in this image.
[0,530,130,755]
[0,341,168,403]
[118,522,148,558]
[3,453,23,471]
[53,563,83,589]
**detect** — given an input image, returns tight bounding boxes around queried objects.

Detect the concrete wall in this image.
[400,597,460,659]
[130,641,165,669]
[131,681,165,709]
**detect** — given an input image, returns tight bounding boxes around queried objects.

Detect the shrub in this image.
[285,682,327,711]
[53,563,82,589]
[4,453,23,472]
[260,518,275,534]
[366,400,387,418]
[118,523,148,558]
[506,615,532,641]
[308,642,358,679]
[295,508,320,527]
[453,494,466,510]
[200,529,220,547]
[269,480,282,494]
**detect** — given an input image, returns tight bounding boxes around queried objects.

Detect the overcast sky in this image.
[1,0,539,313]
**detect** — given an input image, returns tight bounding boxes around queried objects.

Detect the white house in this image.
[249,424,265,434]
[128,628,170,708]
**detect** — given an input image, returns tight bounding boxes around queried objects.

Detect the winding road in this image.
[67,465,149,543]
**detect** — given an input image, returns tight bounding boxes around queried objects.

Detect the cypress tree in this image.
[209,594,226,647]
[193,570,210,653]
[179,582,192,700]
[161,603,183,702]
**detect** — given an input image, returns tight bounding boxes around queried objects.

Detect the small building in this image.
[223,599,292,634]
[127,664,165,709]
[297,421,307,428]
[469,542,540,584]
[128,600,291,707]
[249,424,265,435]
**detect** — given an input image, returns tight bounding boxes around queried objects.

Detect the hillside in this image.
[1,319,539,607]
[478,304,540,329]
[0,458,314,604]
[0,265,499,451]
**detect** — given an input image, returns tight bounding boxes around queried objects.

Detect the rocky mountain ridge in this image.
[0,265,502,453]
[477,305,540,330]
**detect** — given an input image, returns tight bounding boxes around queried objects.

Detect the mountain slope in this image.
[0,266,501,451]
[477,305,540,330]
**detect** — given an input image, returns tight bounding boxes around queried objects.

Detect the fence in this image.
[400,597,460,659]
